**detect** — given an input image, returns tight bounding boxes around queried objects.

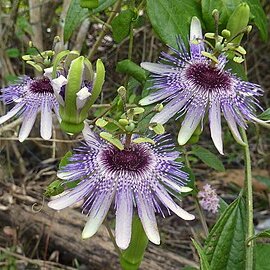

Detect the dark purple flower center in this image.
[101,144,151,172]
[186,63,231,91]
[29,77,54,94]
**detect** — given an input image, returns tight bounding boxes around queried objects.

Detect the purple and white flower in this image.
[0,75,59,142]
[48,124,194,249]
[140,17,264,154]
[198,184,220,214]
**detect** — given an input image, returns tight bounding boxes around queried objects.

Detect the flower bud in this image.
[52,53,105,134]
[226,3,250,45]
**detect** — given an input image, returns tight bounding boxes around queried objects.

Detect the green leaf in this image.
[6,48,20,58]
[255,244,270,270]
[205,196,246,270]
[192,239,210,270]
[59,151,73,168]
[116,59,147,83]
[191,146,225,172]
[111,9,135,43]
[44,180,65,197]
[64,0,89,42]
[246,0,268,41]
[146,0,201,48]
[218,197,229,215]
[258,108,270,121]
[92,0,117,13]
[100,132,124,150]
[225,60,247,81]
[120,216,148,270]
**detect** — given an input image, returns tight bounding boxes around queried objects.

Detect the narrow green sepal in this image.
[52,50,71,78]
[79,59,105,121]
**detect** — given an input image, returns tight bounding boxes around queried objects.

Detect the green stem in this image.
[88,0,122,60]
[183,147,209,237]
[104,219,122,256]
[240,127,253,270]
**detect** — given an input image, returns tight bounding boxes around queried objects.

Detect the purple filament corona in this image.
[48,125,195,249]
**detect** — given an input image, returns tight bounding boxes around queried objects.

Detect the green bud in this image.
[221,29,231,39]
[117,86,127,99]
[125,122,136,132]
[119,118,129,126]
[212,9,219,17]
[226,3,250,45]
[246,25,252,33]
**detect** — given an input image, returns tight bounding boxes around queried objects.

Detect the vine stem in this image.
[183,147,209,237]
[240,127,253,270]
[88,0,122,60]
[104,219,122,257]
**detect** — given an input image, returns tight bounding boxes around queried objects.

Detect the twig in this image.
[88,0,122,60]
[0,247,77,270]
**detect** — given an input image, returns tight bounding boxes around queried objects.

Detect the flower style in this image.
[0,75,59,142]
[198,184,220,214]
[139,17,263,154]
[48,124,195,249]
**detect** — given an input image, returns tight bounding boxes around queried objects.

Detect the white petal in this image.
[139,89,173,106]
[141,62,177,75]
[155,186,195,221]
[150,95,188,124]
[76,87,91,110]
[40,102,52,140]
[223,108,246,146]
[82,192,114,239]
[52,75,68,90]
[82,122,102,149]
[209,102,223,154]
[44,67,53,80]
[178,110,202,145]
[48,181,89,210]
[161,177,185,193]
[190,17,203,42]
[0,103,24,124]
[18,110,38,142]
[115,191,133,249]
[137,195,160,245]
[189,17,204,58]
[51,75,67,105]
[250,115,270,127]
